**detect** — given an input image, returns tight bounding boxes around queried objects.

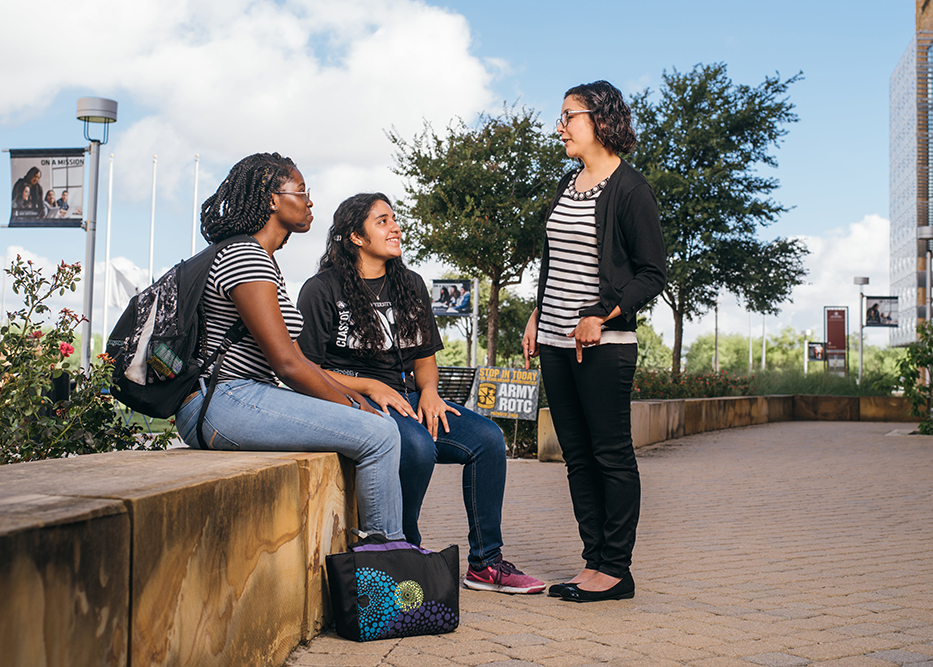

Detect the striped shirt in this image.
[538,178,636,348]
[198,241,303,383]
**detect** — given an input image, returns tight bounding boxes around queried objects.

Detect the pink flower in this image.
[59,342,75,357]
[29,330,44,339]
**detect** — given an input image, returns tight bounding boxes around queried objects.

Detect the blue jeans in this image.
[176,378,403,540]
[374,391,506,568]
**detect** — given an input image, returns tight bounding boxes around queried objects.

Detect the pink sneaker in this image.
[463,555,545,594]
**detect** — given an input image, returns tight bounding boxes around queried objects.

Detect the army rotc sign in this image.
[471,366,540,421]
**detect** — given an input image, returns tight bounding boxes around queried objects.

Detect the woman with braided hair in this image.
[175,153,403,540]
[297,192,545,594]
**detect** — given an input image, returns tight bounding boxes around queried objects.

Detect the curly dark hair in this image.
[320,193,433,357]
[564,80,637,154]
[200,152,296,243]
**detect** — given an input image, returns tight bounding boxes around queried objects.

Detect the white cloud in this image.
[1,0,495,207]
[650,214,893,354]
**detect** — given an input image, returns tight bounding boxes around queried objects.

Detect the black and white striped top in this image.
[198,241,304,383]
[537,178,636,348]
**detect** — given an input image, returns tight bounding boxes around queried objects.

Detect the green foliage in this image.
[433,272,531,368]
[481,289,536,368]
[636,314,672,371]
[390,106,569,364]
[436,335,470,368]
[633,370,751,400]
[0,256,173,465]
[897,323,933,434]
[685,326,905,393]
[749,369,897,397]
[628,63,808,374]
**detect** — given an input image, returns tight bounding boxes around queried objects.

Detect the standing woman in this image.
[522,81,667,602]
[298,193,545,594]
[174,153,403,541]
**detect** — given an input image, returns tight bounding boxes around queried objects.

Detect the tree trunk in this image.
[486,279,501,366]
[671,306,684,378]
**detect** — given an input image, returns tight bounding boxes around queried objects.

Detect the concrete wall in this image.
[537,395,912,462]
[0,450,356,667]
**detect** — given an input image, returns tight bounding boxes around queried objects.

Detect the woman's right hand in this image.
[522,308,540,369]
[361,379,418,418]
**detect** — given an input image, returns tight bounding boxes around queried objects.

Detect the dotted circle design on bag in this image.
[394,580,423,611]
[355,567,458,640]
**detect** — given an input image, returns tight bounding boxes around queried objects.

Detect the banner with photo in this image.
[431,279,472,317]
[470,366,540,421]
[807,341,826,362]
[9,148,85,228]
[864,296,898,328]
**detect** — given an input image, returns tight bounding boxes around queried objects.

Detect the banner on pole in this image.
[864,296,898,328]
[807,341,826,361]
[9,148,85,228]
[431,279,472,317]
[470,366,540,421]
[824,307,848,376]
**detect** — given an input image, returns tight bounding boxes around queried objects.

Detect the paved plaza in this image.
[289,421,933,667]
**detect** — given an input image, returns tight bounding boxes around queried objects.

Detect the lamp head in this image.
[76,97,118,144]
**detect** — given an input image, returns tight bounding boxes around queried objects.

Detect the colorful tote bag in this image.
[325,535,460,641]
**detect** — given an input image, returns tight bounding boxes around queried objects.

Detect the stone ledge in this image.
[537,394,913,462]
[0,449,356,667]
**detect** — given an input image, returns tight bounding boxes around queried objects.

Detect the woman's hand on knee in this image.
[365,381,417,418]
[417,390,460,441]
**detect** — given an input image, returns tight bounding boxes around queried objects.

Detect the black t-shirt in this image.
[296,268,443,393]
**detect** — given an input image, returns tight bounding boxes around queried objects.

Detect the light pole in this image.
[713,299,719,373]
[803,328,813,376]
[853,276,869,385]
[76,97,117,371]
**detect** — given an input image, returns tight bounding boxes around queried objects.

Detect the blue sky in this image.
[0,0,916,354]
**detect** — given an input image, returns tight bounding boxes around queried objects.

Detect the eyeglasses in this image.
[556,109,592,128]
[274,188,312,201]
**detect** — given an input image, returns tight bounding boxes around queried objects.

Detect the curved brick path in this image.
[289,421,933,667]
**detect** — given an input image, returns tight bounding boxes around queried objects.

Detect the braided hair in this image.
[200,152,296,243]
[320,193,433,357]
[564,80,637,155]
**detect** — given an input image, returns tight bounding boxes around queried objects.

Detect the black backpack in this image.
[106,235,257,438]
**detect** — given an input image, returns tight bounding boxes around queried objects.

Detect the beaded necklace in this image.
[568,169,610,201]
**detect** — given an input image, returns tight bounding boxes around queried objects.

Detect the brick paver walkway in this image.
[289,421,933,666]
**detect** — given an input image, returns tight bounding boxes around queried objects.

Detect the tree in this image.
[434,272,536,368]
[635,314,672,371]
[389,107,569,365]
[629,63,809,375]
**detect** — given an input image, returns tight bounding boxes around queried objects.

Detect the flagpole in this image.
[192,154,199,257]
[102,153,114,344]
[148,155,157,285]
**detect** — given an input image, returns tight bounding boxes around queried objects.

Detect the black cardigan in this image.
[535,160,667,333]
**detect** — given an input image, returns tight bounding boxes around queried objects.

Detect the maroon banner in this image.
[824,307,848,376]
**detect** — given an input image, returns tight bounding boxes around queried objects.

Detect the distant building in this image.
[889,1,933,345]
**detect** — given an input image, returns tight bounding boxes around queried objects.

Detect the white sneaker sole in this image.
[462,577,546,595]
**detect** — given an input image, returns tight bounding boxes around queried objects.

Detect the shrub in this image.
[897,323,933,434]
[0,256,172,464]
[633,370,751,400]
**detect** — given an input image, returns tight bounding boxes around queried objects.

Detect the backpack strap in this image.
[195,318,248,450]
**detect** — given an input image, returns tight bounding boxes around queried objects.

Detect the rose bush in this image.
[1,255,172,464]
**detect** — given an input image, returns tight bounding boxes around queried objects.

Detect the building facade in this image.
[890,1,933,346]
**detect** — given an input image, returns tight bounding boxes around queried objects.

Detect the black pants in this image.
[540,343,640,578]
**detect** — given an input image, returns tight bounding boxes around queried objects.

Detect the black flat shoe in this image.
[548,583,572,598]
[560,574,635,603]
